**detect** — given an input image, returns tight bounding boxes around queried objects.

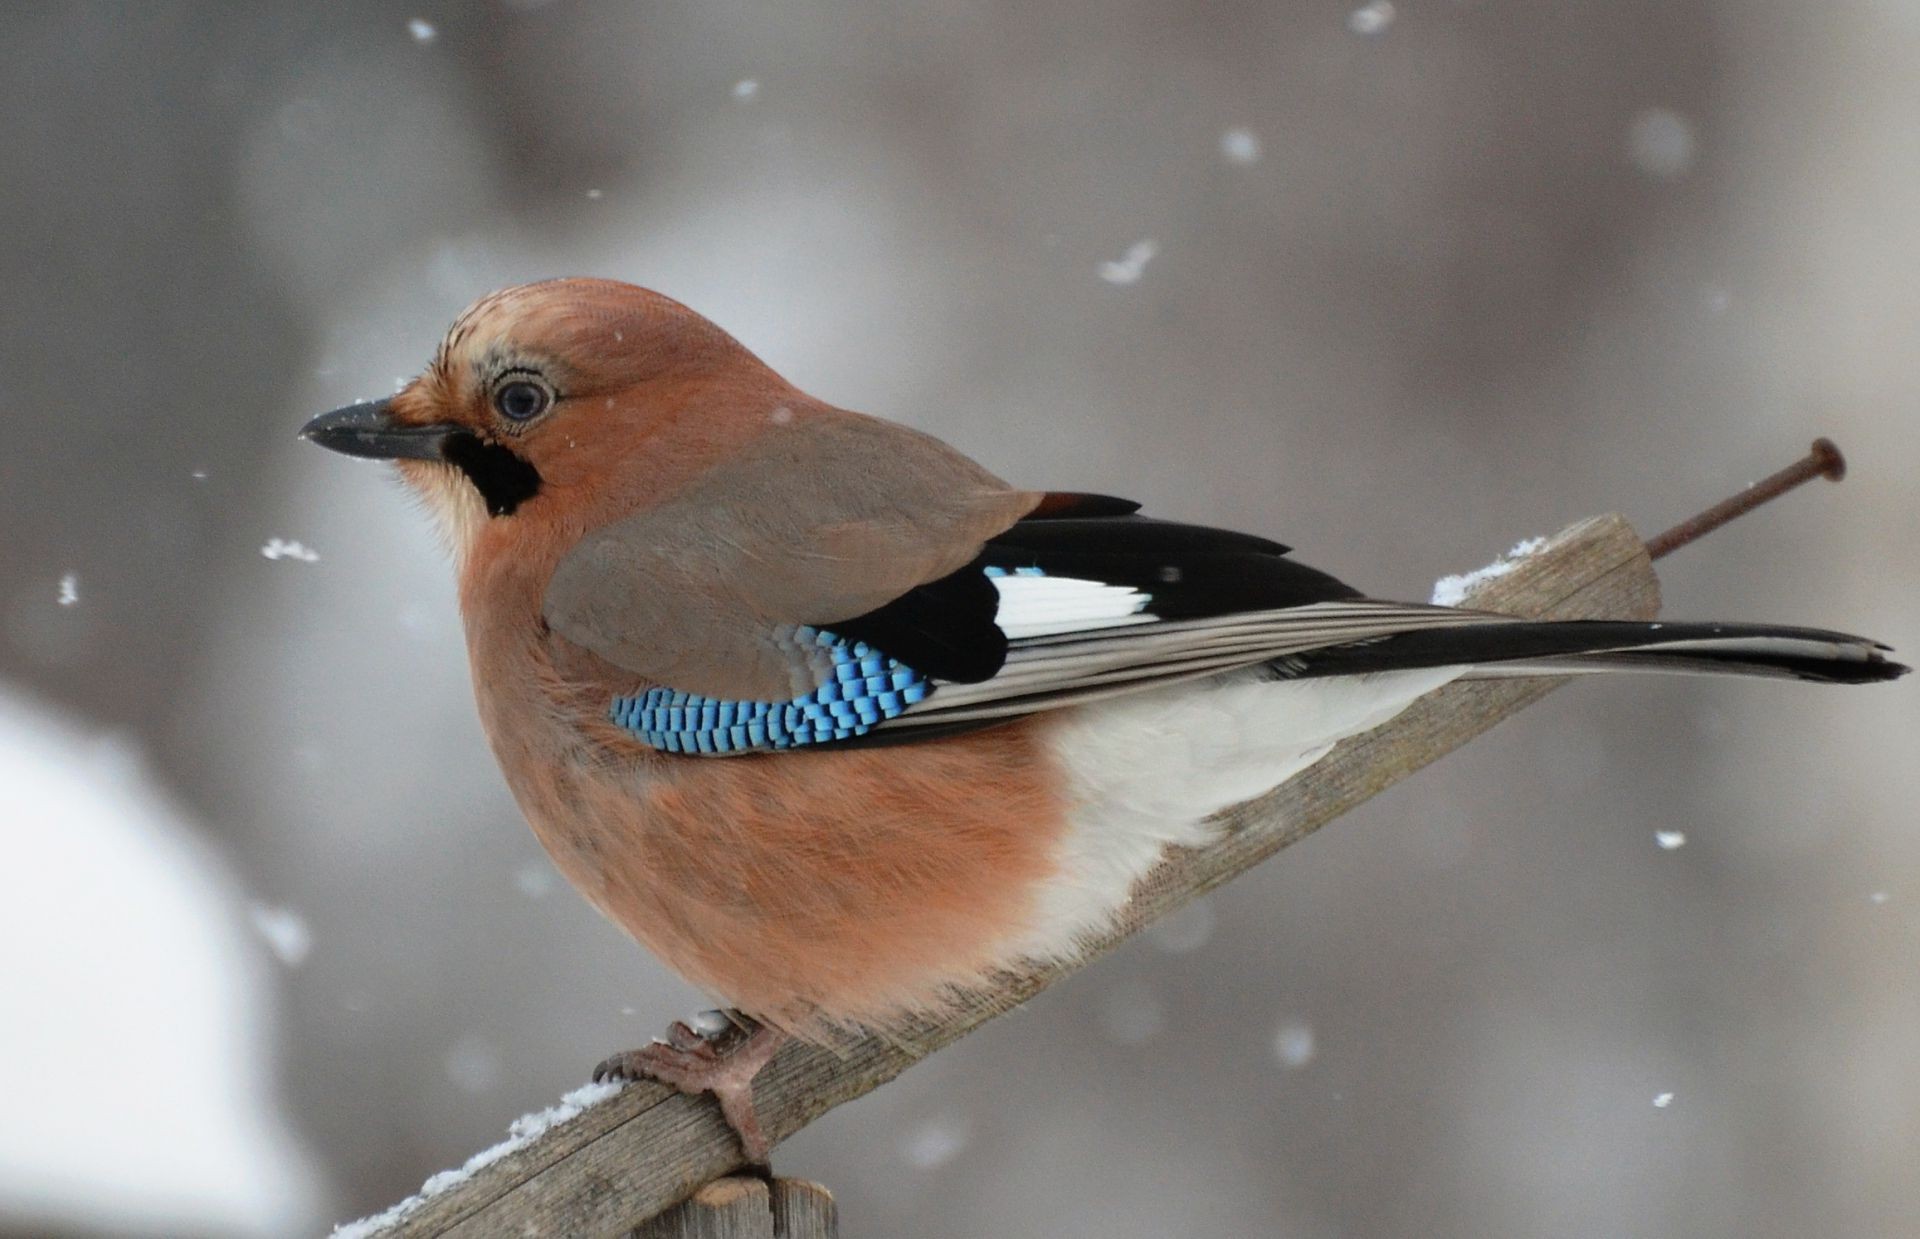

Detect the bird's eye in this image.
[493,377,553,422]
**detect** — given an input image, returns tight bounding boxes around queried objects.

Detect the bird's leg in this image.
[592,1010,788,1163]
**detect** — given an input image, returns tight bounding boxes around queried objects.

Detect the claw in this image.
[592,1013,787,1163]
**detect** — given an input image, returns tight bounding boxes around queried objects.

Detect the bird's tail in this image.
[1280,620,1908,686]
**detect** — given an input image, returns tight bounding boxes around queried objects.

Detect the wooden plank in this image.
[631,1177,772,1239]
[626,1176,834,1239]
[770,1180,836,1239]
[354,513,1658,1238]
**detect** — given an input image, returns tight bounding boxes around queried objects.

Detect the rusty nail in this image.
[1644,438,1847,561]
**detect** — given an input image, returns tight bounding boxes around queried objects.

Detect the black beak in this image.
[299,398,462,462]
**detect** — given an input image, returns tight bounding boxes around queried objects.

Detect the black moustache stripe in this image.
[442,432,543,517]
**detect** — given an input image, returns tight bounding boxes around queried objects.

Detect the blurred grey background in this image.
[3,1,1917,1236]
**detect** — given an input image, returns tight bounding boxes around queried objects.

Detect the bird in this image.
[301,277,1906,1163]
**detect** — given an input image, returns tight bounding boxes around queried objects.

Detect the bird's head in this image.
[302,278,783,555]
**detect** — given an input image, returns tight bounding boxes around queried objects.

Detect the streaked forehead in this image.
[425,278,737,394]
[436,283,563,370]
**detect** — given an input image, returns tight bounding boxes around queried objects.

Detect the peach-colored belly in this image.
[513,719,1069,1038]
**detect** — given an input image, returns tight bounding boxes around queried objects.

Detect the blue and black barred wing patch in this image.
[610,627,933,754]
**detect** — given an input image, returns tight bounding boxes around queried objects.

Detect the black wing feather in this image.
[983,513,1357,618]
[825,501,1361,684]
[1021,492,1144,519]
[1285,620,1908,686]
[829,560,1006,684]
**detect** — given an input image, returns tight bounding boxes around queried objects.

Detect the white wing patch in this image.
[987,569,1155,640]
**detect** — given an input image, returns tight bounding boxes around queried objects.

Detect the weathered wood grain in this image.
[359,513,1658,1239]
[631,1176,770,1239]
[769,1180,836,1239]
[626,1177,835,1239]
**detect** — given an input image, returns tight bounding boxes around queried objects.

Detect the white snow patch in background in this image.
[57,572,79,606]
[1655,830,1687,851]
[1273,1020,1317,1069]
[900,1114,971,1170]
[407,18,437,43]
[732,78,760,101]
[1348,1,1396,35]
[1653,1091,1675,1108]
[1099,239,1158,285]
[1219,126,1262,165]
[262,537,321,562]
[1430,537,1547,607]
[248,902,313,967]
[332,1081,620,1238]
[0,690,321,1236]
[1628,107,1696,179]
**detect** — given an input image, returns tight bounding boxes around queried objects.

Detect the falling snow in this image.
[57,573,79,607]
[1273,1020,1316,1069]
[1870,891,1890,905]
[900,1114,970,1169]
[407,18,436,43]
[1219,126,1262,165]
[732,78,760,101]
[513,862,556,898]
[585,188,603,200]
[1653,1091,1675,1109]
[443,1036,503,1095]
[248,903,312,968]
[1655,830,1687,851]
[1099,239,1158,286]
[1628,108,1696,179]
[261,538,320,562]
[1430,537,1547,607]
[1348,1,1396,35]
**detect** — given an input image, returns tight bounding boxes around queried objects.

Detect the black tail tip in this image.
[1807,652,1911,685]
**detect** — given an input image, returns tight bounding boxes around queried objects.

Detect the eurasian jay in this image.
[302,278,1905,1162]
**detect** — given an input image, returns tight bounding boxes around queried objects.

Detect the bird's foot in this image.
[593,1011,787,1164]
